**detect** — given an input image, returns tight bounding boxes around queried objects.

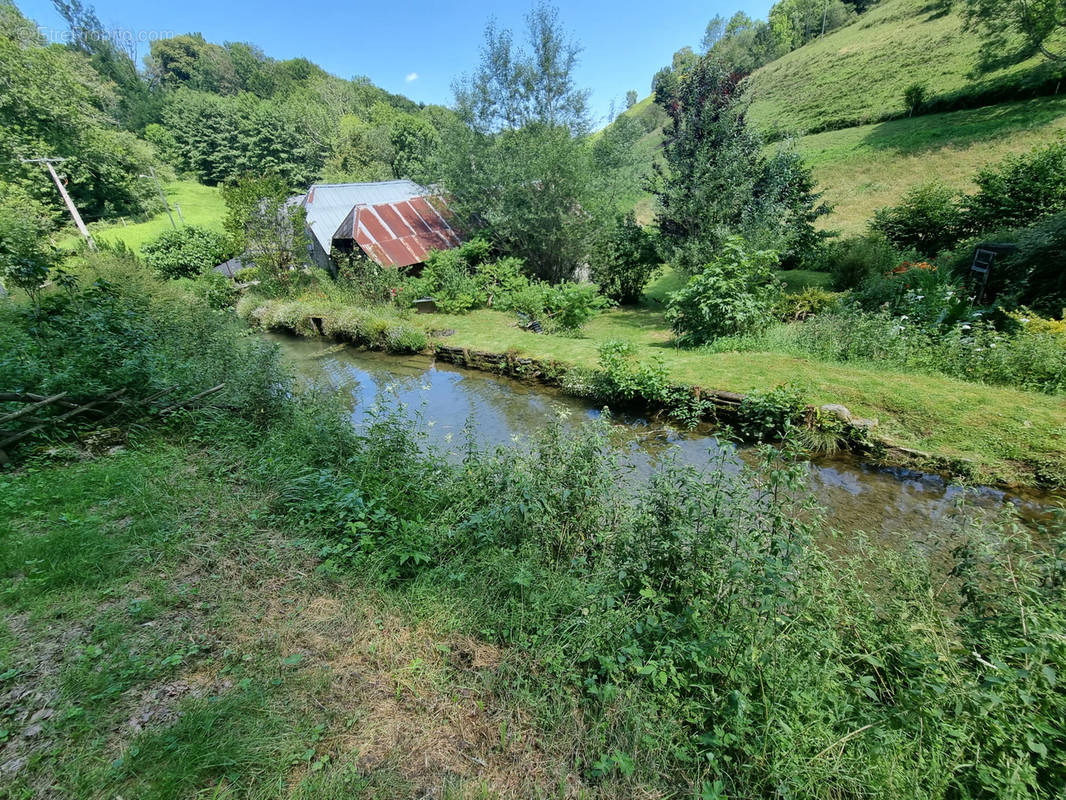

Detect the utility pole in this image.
[140,167,177,229]
[22,157,95,250]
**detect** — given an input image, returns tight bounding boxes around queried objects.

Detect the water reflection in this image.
[267,333,1064,541]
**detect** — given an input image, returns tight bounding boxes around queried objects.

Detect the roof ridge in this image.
[308,179,423,189]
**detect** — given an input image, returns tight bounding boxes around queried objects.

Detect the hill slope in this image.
[798,95,1066,232]
[607,0,1066,231]
[746,0,1063,134]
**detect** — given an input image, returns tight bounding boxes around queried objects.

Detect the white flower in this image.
[961,324,971,331]
[989,343,996,348]
[1021,318,1030,323]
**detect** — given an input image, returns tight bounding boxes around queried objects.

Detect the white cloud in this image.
[405,72,419,82]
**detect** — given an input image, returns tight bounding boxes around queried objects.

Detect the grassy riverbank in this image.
[0,437,586,799]
[4,254,1066,798]
[421,306,1066,488]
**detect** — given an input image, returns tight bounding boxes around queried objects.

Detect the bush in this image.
[0,250,288,453]
[666,237,781,345]
[335,252,402,305]
[856,261,971,327]
[966,137,1066,233]
[823,233,900,291]
[141,225,234,279]
[736,384,806,441]
[870,182,963,257]
[995,212,1066,316]
[590,212,661,304]
[476,256,529,309]
[0,194,57,301]
[193,270,239,310]
[903,81,928,115]
[509,282,549,322]
[774,286,842,321]
[542,282,610,332]
[595,340,670,403]
[400,239,523,314]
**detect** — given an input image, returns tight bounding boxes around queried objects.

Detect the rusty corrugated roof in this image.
[302,180,429,256]
[333,195,461,268]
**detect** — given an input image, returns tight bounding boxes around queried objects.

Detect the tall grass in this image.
[708,309,1066,394]
[254,392,1066,798]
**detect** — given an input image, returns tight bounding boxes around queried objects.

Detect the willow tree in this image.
[434,4,633,283]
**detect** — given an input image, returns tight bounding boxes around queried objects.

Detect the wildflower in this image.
[961,324,971,331]
[989,343,996,348]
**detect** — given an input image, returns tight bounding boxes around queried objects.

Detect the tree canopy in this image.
[652,56,827,271]
[436,3,640,282]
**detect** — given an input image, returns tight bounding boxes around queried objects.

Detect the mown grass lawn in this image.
[423,305,1066,487]
[57,181,226,253]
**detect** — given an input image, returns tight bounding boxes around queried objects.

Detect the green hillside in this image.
[746,0,1063,134]
[799,95,1066,232]
[60,181,226,253]
[607,0,1066,232]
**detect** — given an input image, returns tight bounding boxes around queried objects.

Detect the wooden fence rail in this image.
[0,383,226,465]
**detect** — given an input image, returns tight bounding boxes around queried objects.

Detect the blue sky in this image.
[19,0,773,126]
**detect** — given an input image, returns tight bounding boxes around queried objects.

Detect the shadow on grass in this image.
[600,307,669,332]
[859,90,1066,157]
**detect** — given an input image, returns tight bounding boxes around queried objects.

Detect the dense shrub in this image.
[0,251,287,453]
[406,244,485,313]
[666,237,781,345]
[855,261,971,327]
[193,270,238,310]
[870,181,963,257]
[485,279,609,334]
[264,403,1066,797]
[994,213,1066,316]
[0,194,57,301]
[966,137,1066,233]
[904,81,928,115]
[400,239,532,314]
[334,252,402,305]
[595,340,671,404]
[736,384,806,441]
[590,212,661,304]
[823,233,901,291]
[140,225,234,279]
[542,282,611,332]
[774,286,842,321]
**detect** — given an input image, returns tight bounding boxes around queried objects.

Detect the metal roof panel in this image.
[302,179,428,253]
[343,195,462,268]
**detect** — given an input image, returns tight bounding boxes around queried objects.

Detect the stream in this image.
[267,332,1064,548]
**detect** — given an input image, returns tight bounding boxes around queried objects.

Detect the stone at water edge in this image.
[819,403,853,422]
